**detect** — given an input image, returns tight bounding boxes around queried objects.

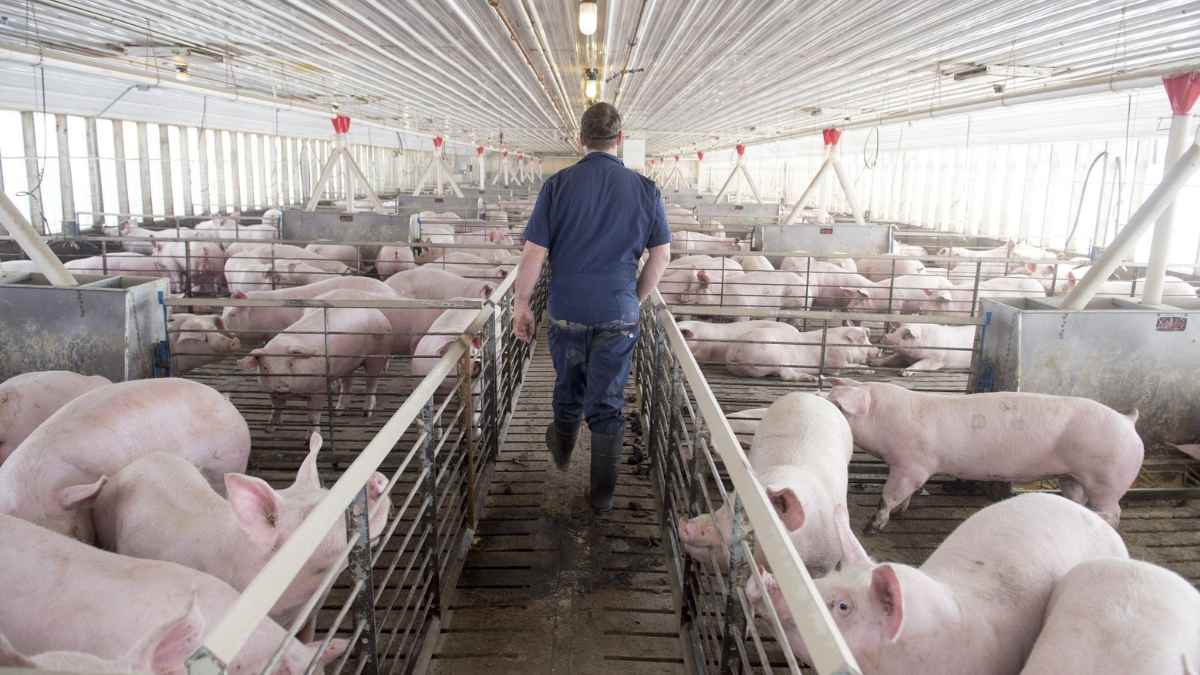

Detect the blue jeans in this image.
[547,316,640,436]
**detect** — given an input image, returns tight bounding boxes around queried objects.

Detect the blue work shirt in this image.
[523,151,671,324]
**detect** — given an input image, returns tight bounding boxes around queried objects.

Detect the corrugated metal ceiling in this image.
[0,0,1197,155]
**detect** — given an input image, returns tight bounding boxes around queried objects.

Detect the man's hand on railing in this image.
[514,299,535,343]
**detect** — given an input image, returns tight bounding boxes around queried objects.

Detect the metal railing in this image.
[184,266,547,675]
[635,291,861,675]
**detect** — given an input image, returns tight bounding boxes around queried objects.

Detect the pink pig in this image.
[725,325,878,381]
[1020,558,1200,675]
[678,393,867,576]
[826,379,1143,530]
[749,493,1128,675]
[238,298,392,432]
[384,266,496,300]
[0,513,347,675]
[0,378,251,542]
[220,276,397,345]
[93,432,392,625]
[0,370,112,465]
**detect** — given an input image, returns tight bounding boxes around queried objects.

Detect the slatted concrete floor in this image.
[430,339,687,674]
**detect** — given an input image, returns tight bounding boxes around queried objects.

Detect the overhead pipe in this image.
[1061,128,1200,310]
[516,0,578,130]
[612,0,655,109]
[485,0,574,133]
[0,193,77,287]
[1142,70,1199,305]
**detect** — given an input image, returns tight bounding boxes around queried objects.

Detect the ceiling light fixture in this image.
[578,1,598,36]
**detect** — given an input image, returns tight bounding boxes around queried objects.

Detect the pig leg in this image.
[1058,477,1087,504]
[869,466,931,533]
[361,355,390,418]
[307,393,329,432]
[778,369,817,382]
[335,376,354,413]
[267,393,286,432]
[900,357,946,377]
[869,353,909,368]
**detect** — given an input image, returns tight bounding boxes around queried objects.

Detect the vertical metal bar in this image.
[459,344,478,528]
[818,322,829,382]
[20,111,45,233]
[886,257,897,314]
[183,240,191,298]
[717,493,746,674]
[485,310,501,464]
[90,115,113,223]
[136,121,152,223]
[198,128,211,215]
[970,260,983,316]
[257,134,269,208]
[112,118,130,222]
[282,137,293,207]
[179,126,194,217]
[346,486,380,675]
[230,132,241,213]
[54,113,76,232]
[246,132,258,210]
[159,123,175,218]
[299,139,311,204]
[420,400,443,617]
[214,130,227,214]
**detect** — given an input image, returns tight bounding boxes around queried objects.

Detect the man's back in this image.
[524,151,669,324]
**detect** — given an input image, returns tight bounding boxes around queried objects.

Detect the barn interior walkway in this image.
[429,335,687,674]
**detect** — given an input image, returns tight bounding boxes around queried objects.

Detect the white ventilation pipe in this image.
[0,193,77,287]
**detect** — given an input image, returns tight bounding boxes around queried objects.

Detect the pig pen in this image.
[643,297,1200,672]
[181,270,547,675]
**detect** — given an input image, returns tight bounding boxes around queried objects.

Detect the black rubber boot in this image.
[545,419,580,470]
[589,430,624,513]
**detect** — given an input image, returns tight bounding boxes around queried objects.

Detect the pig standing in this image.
[678,394,867,575]
[726,325,878,380]
[872,323,975,375]
[385,266,495,301]
[678,320,781,365]
[1020,558,1200,675]
[152,239,227,295]
[169,315,241,374]
[220,277,398,345]
[0,601,202,674]
[0,371,112,465]
[749,492,1128,675]
[238,298,392,431]
[826,379,1143,530]
[117,220,156,255]
[0,378,251,542]
[0,513,345,675]
[309,288,448,355]
[412,307,481,378]
[93,433,392,625]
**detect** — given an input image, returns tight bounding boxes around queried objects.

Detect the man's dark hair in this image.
[580,102,622,150]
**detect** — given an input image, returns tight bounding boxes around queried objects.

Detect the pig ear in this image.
[213,316,226,331]
[128,594,205,675]
[871,564,905,642]
[1024,262,1037,274]
[0,633,36,668]
[695,269,712,287]
[237,351,262,371]
[306,639,350,666]
[60,475,108,511]
[680,328,695,340]
[834,504,872,571]
[293,432,323,490]
[902,327,915,340]
[767,487,805,531]
[231,290,248,300]
[225,473,282,546]
[471,335,482,350]
[481,284,495,298]
[829,384,870,417]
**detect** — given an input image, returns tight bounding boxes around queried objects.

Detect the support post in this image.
[0,192,77,286]
[54,114,76,233]
[304,116,385,213]
[712,144,762,204]
[85,117,104,228]
[1142,71,1198,305]
[492,146,510,187]
[20,111,45,233]
[413,135,464,198]
[1062,133,1200,310]
[476,145,486,192]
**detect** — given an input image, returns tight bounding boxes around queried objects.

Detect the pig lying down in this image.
[0,600,202,675]
[0,513,346,675]
[0,378,251,542]
[748,493,1128,675]
[871,322,975,375]
[0,370,111,465]
[1020,558,1200,675]
[725,325,878,381]
[826,379,1143,530]
[93,432,391,625]
[678,393,866,576]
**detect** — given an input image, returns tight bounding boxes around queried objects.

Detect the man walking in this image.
[512,102,672,513]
